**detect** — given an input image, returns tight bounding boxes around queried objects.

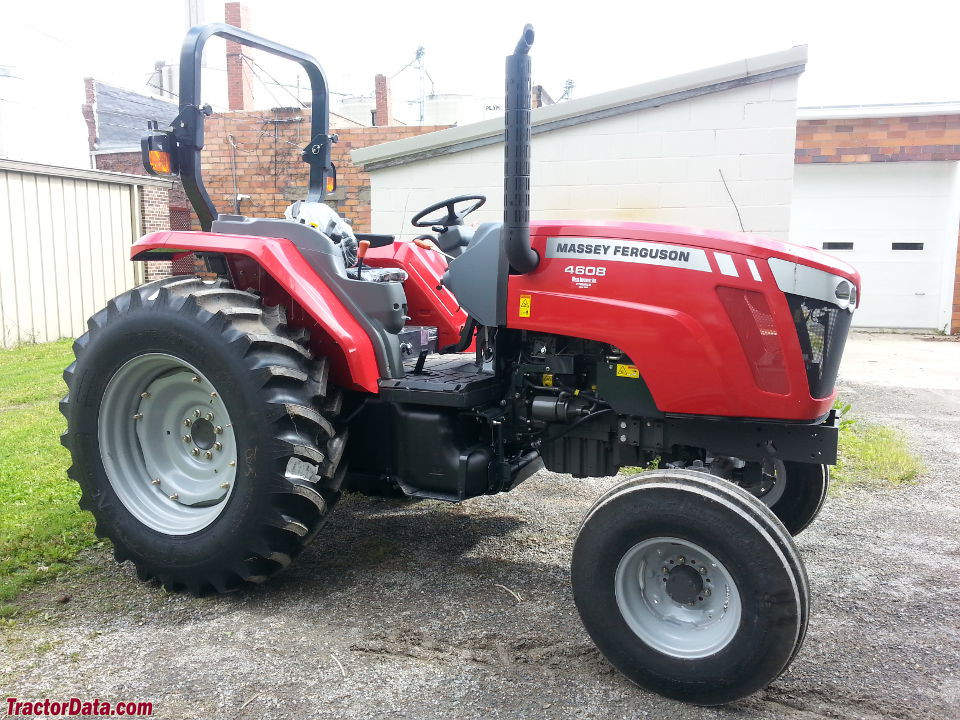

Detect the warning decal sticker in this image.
[546,237,712,273]
[616,364,640,379]
[518,294,532,318]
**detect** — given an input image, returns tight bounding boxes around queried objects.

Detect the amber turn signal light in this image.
[148,150,173,175]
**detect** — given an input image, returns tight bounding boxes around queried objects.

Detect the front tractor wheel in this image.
[61,276,346,594]
[739,460,830,536]
[572,470,809,705]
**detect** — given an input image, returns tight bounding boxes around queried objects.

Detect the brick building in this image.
[81,78,191,232]
[199,108,447,232]
[193,1,448,230]
[791,104,960,332]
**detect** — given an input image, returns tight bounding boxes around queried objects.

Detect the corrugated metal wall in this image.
[0,167,144,347]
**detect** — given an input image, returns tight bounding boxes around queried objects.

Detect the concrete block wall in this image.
[367,75,800,242]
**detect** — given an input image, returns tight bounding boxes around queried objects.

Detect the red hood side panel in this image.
[509,225,854,421]
[530,221,861,290]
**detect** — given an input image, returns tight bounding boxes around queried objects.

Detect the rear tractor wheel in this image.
[572,469,809,705]
[60,276,347,594]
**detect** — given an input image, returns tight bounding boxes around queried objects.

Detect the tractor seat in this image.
[346,266,408,283]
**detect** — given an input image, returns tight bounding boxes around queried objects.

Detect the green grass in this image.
[832,421,923,492]
[0,339,96,604]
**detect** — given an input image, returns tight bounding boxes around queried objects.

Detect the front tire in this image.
[571,469,808,705]
[767,462,829,535]
[60,276,346,594]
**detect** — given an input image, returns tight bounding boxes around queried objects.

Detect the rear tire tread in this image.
[60,275,344,594]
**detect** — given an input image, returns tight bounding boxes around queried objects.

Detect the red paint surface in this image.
[364,241,467,349]
[508,222,861,420]
[133,231,381,392]
[134,220,862,422]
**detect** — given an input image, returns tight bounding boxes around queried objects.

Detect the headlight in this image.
[767,258,857,312]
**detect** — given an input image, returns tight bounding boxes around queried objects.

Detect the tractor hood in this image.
[530,220,859,288]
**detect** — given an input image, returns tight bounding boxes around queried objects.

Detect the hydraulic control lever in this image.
[356,239,370,279]
[414,236,455,260]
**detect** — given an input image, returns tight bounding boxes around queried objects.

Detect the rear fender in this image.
[132,230,381,393]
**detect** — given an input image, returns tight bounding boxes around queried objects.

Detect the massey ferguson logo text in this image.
[545,237,712,272]
[553,241,691,262]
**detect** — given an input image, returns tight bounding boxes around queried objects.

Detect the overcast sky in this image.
[1,0,957,166]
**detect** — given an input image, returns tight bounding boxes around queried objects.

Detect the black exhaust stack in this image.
[504,25,539,274]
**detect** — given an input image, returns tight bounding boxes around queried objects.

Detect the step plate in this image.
[378,354,502,408]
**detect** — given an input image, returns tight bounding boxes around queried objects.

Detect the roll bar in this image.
[170,23,336,231]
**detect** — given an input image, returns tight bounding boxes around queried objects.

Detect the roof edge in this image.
[798,102,960,120]
[352,45,807,169]
[0,158,175,188]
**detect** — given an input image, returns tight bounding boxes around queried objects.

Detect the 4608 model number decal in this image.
[546,237,712,273]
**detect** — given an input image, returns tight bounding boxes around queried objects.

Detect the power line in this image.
[241,55,284,108]
[243,55,306,108]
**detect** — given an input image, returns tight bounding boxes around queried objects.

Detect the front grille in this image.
[786,294,852,398]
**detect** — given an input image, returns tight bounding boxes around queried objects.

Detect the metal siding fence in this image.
[0,167,145,347]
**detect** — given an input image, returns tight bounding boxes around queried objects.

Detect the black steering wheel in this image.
[411,194,486,229]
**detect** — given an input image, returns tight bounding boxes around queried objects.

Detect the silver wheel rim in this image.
[98,353,238,535]
[760,459,788,507]
[614,537,742,659]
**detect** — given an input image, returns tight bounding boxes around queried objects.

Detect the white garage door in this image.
[791,162,960,331]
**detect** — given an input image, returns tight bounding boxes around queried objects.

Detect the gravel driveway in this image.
[3,332,959,719]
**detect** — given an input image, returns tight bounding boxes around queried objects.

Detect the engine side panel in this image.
[507,225,855,421]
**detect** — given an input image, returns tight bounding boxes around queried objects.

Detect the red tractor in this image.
[61,24,859,704]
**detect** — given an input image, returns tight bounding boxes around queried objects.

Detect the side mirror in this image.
[141,129,178,177]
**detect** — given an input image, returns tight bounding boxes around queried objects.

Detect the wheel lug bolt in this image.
[132,413,143,420]
[214,441,222,451]
[210,392,218,399]
[192,376,201,383]
[228,460,236,467]
[703,588,711,597]
[191,447,200,456]
[219,482,230,489]
[140,392,151,399]
[193,409,201,418]
[699,567,707,575]
[182,435,191,443]
[214,426,223,435]
[183,419,192,427]
[205,412,214,421]
[661,566,668,574]
[151,478,161,485]
[169,493,179,500]
[204,451,213,459]
[677,556,685,564]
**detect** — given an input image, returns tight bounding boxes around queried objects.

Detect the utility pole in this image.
[416,46,425,124]
[185,0,205,28]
